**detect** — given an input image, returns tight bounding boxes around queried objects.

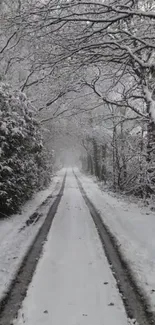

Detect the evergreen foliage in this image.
[0,82,50,215]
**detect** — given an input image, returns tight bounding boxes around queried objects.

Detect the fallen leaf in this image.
[108,302,114,306]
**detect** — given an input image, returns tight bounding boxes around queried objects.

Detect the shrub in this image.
[0,82,50,215]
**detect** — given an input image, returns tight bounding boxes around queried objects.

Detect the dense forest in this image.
[0,0,155,214]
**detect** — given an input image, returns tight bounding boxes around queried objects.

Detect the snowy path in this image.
[14,170,129,325]
[0,170,65,300]
[76,170,155,312]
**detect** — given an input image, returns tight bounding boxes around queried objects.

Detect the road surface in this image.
[14,170,129,325]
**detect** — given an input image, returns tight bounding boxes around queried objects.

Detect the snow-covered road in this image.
[0,170,65,300]
[14,170,129,325]
[76,170,155,312]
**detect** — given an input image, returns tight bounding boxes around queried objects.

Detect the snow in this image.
[77,170,155,312]
[14,171,129,325]
[150,102,155,122]
[143,85,155,122]
[0,169,65,300]
[1,165,12,173]
[0,121,7,133]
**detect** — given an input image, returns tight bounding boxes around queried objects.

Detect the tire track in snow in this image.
[74,171,155,325]
[0,173,66,325]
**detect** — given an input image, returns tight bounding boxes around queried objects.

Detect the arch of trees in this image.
[0,0,155,202]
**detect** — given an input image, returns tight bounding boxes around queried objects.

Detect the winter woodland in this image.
[0,0,155,214]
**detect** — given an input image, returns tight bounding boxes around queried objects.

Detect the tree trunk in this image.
[112,125,118,190]
[87,154,93,174]
[100,144,107,183]
[120,117,127,190]
[146,118,155,195]
[90,154,94,175]
[93,138,100,178]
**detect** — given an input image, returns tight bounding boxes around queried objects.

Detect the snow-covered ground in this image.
[76,170,155,312]
[0,170,65,300]
[14,171,129,325]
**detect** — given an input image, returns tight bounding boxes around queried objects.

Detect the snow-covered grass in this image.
[77,170,155,312]
[0,170,65,300]
[14,172,129,325]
